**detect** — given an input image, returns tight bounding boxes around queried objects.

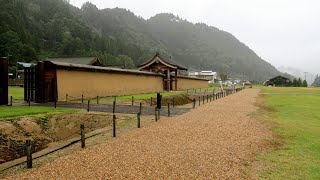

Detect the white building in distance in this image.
[188,71,217,83]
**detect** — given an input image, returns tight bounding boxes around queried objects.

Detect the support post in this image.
[113,114,116,137]
[139,102,142,114]
[80,124,85,148]
[167,103,170,117]
[26,140,32,169]
[54,99,57,109]
[132,96,134,105]
[150,97,153,106]
[137,113,141,128]
[113,101,116,114]
[82,94,84,103]
[155,108,158,122]
[193,98,196,109]
[167,68,171,91]
[87,100,90,112]
[97,96,99,104]
[175,69,178,91]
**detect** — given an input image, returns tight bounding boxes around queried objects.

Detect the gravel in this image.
[5,89,270,179]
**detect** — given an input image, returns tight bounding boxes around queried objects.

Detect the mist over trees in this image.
[312,75,320,87]
[0,0,286,82]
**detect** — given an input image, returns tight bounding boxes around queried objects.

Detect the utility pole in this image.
[304,72,307,81]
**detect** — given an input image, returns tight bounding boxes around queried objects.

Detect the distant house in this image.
[188,71,217,83]
[264,75,291,87]
[46,57,103,66]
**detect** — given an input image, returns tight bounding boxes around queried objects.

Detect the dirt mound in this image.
[146,93,193,106]
[0,112,113,164]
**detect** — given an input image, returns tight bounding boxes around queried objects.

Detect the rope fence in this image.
[2,87,246,170]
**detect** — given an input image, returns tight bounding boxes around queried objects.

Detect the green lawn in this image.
[0,106,78,119]
[8,86,24,102]
[258,87,320,179]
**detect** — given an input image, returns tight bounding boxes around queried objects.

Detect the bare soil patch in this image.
[0,113,114,164]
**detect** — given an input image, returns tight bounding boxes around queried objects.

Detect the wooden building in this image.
[25,55,208,102]
[0,57,8,105]
[138,53,188,91]
[264,75,291,87]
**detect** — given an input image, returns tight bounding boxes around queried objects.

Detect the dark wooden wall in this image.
[0,57,8,105]
[35,61,57,103]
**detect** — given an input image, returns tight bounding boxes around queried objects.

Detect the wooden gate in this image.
[24,66,36,101]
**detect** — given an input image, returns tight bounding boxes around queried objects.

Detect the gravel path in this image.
[5,89,270,179]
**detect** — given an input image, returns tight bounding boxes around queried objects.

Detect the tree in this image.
[302,80,308,87]
[293,78,298,87]
[297,78,302,87]
[218,72,228,82]
[311,75,320,87]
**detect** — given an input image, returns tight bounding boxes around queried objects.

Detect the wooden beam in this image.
[167,68,170,91]
[175,69,178,91]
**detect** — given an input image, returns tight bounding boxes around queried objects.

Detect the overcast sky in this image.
[70,0,320,74]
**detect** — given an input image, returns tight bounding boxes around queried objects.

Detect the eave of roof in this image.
[47,61,164,77]
[46,57,100,65]
[138,53,188,70]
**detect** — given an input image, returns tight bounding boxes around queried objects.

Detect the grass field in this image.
[8,86,24,102]
[257,87,320,179]
[0,106,78,119]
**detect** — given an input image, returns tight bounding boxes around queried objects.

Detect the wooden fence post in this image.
[193,98,196,109]
[97,96,99,104]
[158,108,160,120]
[167,103,170,117]
[132,96,134,105]
[150,97,153,106]
[113,114,116,137]
[113,101,116,114]
[87,100,90,112]
[137,113,141,128]
[155,108,158,122]
[26,140,32,169]
[80,124,85,148]
[82,94,84,104]
[54,99,57,109]
[139,102,142,114]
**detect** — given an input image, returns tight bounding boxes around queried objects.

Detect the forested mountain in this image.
[0,0,284,82]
